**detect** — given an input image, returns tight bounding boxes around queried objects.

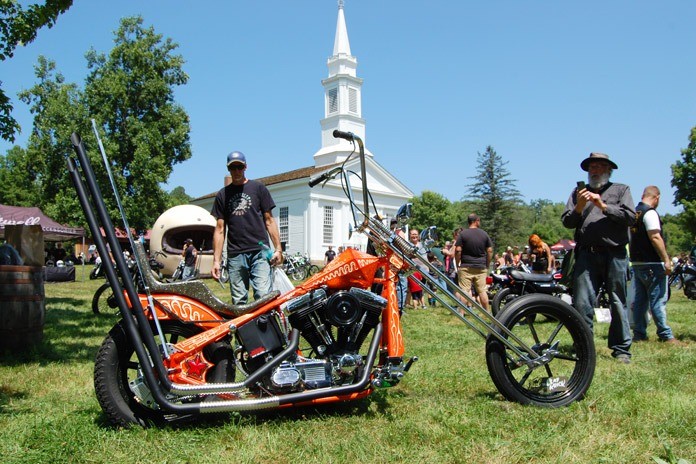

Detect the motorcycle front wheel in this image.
[492,287,518,316]
[94,321,235,427]
[92,282,117,315]
[684,281,696,300]
[485,294,595,407]
[290,266,306,281]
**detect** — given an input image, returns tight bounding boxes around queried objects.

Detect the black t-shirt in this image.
[325,249,336,262]
[211,180,276,256]
[183,244,196,266]
[455,228,493,269]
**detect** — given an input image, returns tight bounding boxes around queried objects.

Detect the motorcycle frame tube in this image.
[375,253,405,358]
[68,136,173,385]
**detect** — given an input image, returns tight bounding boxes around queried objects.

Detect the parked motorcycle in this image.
[492,266,611,316]
[89,258,105,279]
[92,252,164,315]
[281,252,307,281]
[670,259,696,300]
[492,268,568,316]
[69,130,595,428]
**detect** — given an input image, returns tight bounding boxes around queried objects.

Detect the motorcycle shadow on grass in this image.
[93,392,389,430]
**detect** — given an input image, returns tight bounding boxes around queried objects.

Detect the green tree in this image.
[0,0,73,141]
[663,213,693,257]
[167,185,192,208]
[409,190,457,244]
[84,16,191,230]
[0,145,41,206]
[466,146,523,252]
[2,16,191,232]
[16,56,87,225]
[528,199,571,246]
[671,125,696,239]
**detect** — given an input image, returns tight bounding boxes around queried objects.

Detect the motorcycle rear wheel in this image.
[308,265,320,276]
[492,287,518,316]
[94,321,234,427]
[485,294,595,407]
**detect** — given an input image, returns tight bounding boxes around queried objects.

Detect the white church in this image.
[192,2,413,263]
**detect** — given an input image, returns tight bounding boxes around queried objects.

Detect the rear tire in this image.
[308,265,320,276]
[94,321,234,427]
[485,294,595,407]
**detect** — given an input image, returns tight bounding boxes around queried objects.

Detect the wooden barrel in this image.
[0,265,45,351]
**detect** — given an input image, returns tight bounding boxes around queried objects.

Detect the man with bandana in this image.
[562,152,636,364]
[211,151,283,305]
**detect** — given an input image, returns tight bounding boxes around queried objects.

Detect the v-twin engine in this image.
[286,287,385,357]
[253,287,385,393]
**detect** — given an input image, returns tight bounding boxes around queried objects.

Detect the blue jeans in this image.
[573,247,632,358]
[182,265,195,280]
[396,273,407,309]
[632,263,673,341]
[227,251,272,305]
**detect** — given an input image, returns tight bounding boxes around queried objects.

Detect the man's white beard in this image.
[588,172,611,189]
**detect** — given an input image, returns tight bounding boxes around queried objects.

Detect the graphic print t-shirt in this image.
[211,180,276,256]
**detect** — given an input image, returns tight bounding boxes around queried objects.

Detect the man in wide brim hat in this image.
[580,152,618,171]
[561,150,636,364]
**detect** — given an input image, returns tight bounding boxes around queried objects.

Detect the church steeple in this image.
[314,0,371,167]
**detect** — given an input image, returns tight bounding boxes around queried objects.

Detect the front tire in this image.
[684,281,696,300]
[492,287,518,316]
[94,321,234,427]
[485,294,595,407]
[290,266,306,281]
[92,283,116,314]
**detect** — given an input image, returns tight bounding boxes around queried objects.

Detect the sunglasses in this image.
[228,164,246,171]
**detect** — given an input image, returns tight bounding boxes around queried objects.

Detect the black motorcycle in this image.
[491,267,568,316]
[89,259,105,280]
[669,259,696,300]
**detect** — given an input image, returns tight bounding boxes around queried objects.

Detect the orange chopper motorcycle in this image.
[68,129,595,428]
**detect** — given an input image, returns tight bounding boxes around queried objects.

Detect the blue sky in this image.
[2,1,694,214]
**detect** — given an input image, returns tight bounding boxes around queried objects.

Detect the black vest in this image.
[629,202,663,262]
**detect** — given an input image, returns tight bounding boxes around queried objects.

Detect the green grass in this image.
[1,276,694,464]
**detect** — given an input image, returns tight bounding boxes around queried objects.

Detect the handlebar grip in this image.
[332,130,355,141]
[308,173,328,188]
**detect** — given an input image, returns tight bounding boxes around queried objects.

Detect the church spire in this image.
[333,0,351,56]
[314,0,370,167]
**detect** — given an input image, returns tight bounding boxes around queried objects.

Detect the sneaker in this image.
[615,354,631,364]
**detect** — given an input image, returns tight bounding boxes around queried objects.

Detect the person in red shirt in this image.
[408,270,426,309]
